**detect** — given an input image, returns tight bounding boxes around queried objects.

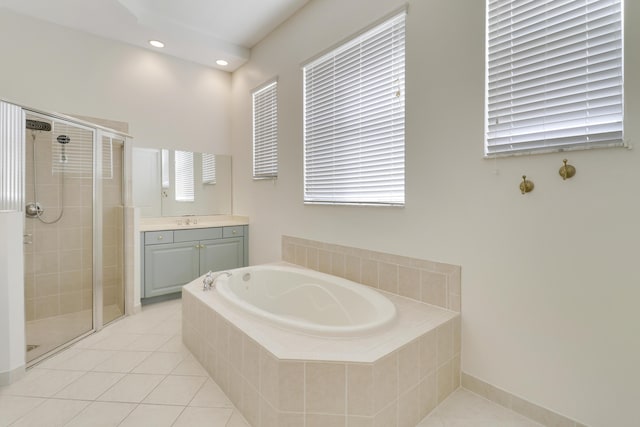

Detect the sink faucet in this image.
[202,271,232,291]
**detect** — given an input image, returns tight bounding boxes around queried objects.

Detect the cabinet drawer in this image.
[223,226,244,238]
[145,231,174,245]
[174,227,222,243]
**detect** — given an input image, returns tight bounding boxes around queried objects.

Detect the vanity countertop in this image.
[139,215,249,232]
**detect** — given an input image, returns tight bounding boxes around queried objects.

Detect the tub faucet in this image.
[202,271,232,291]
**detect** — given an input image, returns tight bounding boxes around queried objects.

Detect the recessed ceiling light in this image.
[216,59,229,67]
[149,40,165,48]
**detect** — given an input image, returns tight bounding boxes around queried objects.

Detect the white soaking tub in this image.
[214,264,397,336]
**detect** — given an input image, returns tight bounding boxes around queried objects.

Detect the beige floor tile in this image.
[143,375,207,405]
[126,334,173,351]
[71,330,114,349]
[117,404,184,427]
[172,406,233,427]
[63,401,136,427]
[92,350,152,373]
[417,389,544,427]
[36,348,82,369]
[48,349,115,371]
[156,335,190,355]
[131,351,184,374]
[226,411,252,427]
[171,355,208,376]
[97,373,165,403]
[145,318,182,335]
[189,378,233,408]
[0,395,45,426]
[88,333,141,351]
[9,398,90,427]
[0,369,85,398]
[54,372,124,400]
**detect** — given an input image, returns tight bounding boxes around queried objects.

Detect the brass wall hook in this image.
[558,159,576,180]
[519,175,534,194]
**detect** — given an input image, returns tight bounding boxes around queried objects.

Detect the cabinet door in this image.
[144,242,199,298]
[199,237,244,275]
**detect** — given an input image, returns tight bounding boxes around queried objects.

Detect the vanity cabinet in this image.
[142,225,248,299]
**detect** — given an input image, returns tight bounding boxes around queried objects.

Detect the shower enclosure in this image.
[23,111,128,364]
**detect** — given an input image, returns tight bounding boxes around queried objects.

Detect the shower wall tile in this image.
[35,296,59,319]
[282,235,462,312]
[60,292,82,315]
[35,273,59,298]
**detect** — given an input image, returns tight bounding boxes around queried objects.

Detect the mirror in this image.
[132,147,232,217]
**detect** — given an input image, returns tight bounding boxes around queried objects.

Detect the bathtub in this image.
[214,264,397,336]
[183,259,461,426]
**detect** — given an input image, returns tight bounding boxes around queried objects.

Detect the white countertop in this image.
[139,215,249,232]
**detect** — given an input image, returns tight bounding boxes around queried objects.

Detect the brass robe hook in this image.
[520,175,534,195]
[559,159,576,180]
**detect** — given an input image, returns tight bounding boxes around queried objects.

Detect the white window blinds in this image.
[52,124,94,176]
[253,80,278,179]
[303,12,406,205]
[202,153,216,184]
[175,150,194,202]
[486,0,623,156]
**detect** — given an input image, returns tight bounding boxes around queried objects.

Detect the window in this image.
[303,11,406,205]
[161,149,170,189]
[174,150,194,202]
[486,0,623,156]
[202,153,216,184]
[252,80,278,179]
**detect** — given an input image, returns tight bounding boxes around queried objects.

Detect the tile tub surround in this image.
[182,268,461,427]
[282,236,461,312]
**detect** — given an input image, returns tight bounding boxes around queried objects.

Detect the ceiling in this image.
[0,0,310,71]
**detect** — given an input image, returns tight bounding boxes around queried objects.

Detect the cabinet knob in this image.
[232,230,237,235]
[157,235,163,240]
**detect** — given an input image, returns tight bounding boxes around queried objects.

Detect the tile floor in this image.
[26,305,124,363]
[0,298,543,427]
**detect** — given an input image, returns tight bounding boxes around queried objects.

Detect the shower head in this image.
[25,119,52,131]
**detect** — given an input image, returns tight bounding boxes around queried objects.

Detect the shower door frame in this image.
[24,108,131,366]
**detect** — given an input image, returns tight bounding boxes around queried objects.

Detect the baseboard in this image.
[461,372,588,427]
[0,364,25,386]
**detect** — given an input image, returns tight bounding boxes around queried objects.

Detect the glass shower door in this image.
[24,114,95,364]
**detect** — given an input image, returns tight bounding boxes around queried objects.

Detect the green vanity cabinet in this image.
[142,225,248,300]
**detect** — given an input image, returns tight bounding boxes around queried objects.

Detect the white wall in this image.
[0,8,232,378]
[0,212,25,384]
[0,9,231,154]
[230,1,640,426]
